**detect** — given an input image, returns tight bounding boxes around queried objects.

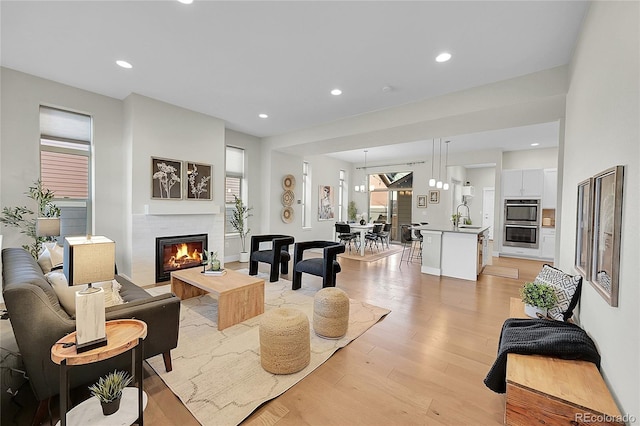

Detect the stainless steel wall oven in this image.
[503,199,540,249]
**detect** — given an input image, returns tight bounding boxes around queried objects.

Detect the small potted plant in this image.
[88,370,133,416]
[230,195,253,262]
[520,281,558,318]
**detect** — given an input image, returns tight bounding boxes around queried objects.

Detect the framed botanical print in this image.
[429,190,440,204]
[185,162,213,200]
[417,195,427,208]
[589,166,624,307]
[151,157,182,199]
[574,178,593,279]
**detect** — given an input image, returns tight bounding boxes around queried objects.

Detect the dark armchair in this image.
[292,241,345,290]
[249,234,295,282]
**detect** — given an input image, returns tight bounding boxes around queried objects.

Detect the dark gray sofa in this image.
[1,247,180,425]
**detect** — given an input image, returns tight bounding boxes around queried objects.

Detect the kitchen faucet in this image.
[456,202,470,225]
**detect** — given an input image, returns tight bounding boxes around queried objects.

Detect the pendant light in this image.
[436,139,443,189]
[428,139,436,187]
[443,140,450,190]
[355,150,369,192]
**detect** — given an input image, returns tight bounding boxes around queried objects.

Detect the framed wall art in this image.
[429,190,440,204]
[185,161,213,200]
[318,185,335,220]
[589,165,624,307]
[417,195,427,208]
[574,178,593,279]
[151,157,182,200]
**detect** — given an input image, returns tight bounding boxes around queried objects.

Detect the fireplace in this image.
[155,234,208,282]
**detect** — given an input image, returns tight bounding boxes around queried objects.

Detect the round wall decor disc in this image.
[281,190,295,206]
[283,174,296,190]
[281,206,294,223]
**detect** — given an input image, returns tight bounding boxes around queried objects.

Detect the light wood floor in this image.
[139,250,547,426]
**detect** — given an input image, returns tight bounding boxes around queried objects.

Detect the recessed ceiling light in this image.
[177,0,193,4]
[116,60,132,69]
[258,113,268,119]
[435,52,452,63]
[331,89,342,96]
[530,143,540,146]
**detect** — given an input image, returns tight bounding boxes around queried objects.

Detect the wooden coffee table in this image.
[170,268,265,330]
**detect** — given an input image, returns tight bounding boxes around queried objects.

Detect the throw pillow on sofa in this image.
[37,242,64,274]
[533,264,582,321]
[45,271,125,316]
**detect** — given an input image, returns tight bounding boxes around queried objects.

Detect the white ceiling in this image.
[1,1,588,160]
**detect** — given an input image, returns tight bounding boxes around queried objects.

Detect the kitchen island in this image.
[414,225,490,281]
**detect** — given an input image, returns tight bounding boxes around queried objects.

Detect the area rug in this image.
[338,244,403,262]
[483,265,519,279]
[146,272,390,425]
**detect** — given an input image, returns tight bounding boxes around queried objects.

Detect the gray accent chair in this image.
[1,248,180,426]
[292,241,345,290]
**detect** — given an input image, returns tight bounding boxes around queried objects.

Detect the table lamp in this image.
[63,235,115,352]
[36,217,60,238]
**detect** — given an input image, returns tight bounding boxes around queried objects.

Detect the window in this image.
[39,106,92,236]
[225,146,245,233]
[302,161,311,228]
[338,170,345,222]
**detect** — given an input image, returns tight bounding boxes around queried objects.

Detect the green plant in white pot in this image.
[88,370,133,416]
[520,281,557,319]
[230,195,253,262]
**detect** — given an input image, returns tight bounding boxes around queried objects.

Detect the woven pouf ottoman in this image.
[313,287,350,339]
[259,308,310,374]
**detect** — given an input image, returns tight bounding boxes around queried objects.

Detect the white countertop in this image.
[414,225,490,235]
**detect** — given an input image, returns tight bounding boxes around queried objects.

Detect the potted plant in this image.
[520,281,558,318]
[88,370,133,416]
[230,195,253,262]
[347,201,358,222]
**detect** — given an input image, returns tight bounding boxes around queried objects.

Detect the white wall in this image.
[502,147,559,169]
[124,94,225,284]
[0,68,126,264]
[464,167,496,226]
[561,1,639,419]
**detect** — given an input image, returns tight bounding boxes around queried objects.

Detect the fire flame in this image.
[167,243,202,269]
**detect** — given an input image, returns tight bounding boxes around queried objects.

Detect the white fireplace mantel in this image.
[143,202,221,216]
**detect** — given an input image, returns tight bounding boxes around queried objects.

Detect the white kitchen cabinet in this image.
[540,228,556,259]
[542,168,558,208]
[502,169,543,198]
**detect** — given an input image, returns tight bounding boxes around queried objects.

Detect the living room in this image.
[1,1,638,425]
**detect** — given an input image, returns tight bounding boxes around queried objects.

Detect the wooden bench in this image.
[505,298,623,426]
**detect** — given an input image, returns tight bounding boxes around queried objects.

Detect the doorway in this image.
[367,172,413,242]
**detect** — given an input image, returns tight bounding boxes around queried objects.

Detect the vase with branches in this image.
[229,195,252,262]
[0,180,60,258]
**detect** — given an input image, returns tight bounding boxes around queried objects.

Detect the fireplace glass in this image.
[155,234,208,282]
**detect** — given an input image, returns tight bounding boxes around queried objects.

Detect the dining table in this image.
[349,223,375,256]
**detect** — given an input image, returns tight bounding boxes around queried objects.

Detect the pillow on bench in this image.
[534,264,582,321]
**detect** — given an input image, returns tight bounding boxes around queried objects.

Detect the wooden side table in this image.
[51,319,147,426]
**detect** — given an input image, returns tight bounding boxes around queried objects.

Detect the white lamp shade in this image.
[354,185,360,192]
[436,181,443,189]
[443,183,450,190]
[64,236,115,285]
[428,178,436,187]
[36,217,60,237]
